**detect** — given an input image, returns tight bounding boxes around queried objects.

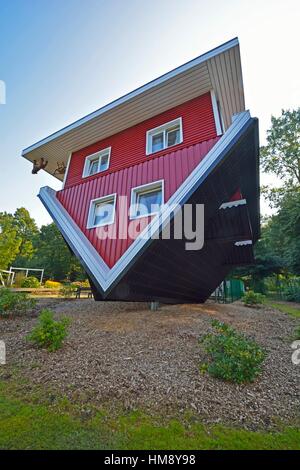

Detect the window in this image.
[146,118,183,155]
[82,147,111,177]
[130,180,164,219]
[87,194,116,228]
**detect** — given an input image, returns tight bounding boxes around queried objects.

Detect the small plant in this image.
[26,309,71,352]
[199,320,266,384]
[294,325,300,340]
[241,290,265,307]
[0,288,36,317]
[21,276,40,288]
[44,280,62,289]
[59,285,77,299]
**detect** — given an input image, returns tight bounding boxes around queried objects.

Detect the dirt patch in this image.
[0,299,299,429]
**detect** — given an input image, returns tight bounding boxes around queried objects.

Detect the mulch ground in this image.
[1,298,299,429]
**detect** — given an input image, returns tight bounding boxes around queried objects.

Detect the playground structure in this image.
[0,269,15,287]
[0,267,44,287]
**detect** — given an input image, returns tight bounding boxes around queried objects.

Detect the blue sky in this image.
[0,0,299,225]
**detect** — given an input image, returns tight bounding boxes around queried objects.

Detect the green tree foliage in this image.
[264,188,300,274]
[256,109,300,277]
[0,208,85,281]
[0,208,38,270]
[261,108,300,187]
[0,213,21,269]
[30,223,85,281]
[13,208,38,263]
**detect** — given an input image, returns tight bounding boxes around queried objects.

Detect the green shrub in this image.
[26,309,71,352]
[21,276,40,288]
[283,286,300,303]
[294,325,300,340]
[44,280,62,289]
[241,290,265,307]
[199,320,266,384]
[59,285,77,299]
[0,288,36,317]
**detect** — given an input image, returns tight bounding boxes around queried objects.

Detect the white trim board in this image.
[39,110,252,294]
[210,90,223,136]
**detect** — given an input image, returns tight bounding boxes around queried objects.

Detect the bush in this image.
[0,288,36,317]
[71,280,90,288]
[283,286,300,303]
[44,280,62,289]
[21,276,40,288]
[26,309,71,352]
[294,325,300,340]
[59,285,77,299]
[199,320,266,384]
[242,290,265,307]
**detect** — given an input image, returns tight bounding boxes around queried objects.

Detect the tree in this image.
[243,189,300,279]
[0,213,21,269]
[30,223,85,281]
[258,109,300,276]
[0,208,39,270]
[267,188,300,274]
[12,208,39,265]
[260,108,300,188]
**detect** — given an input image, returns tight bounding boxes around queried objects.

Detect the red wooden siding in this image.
[57,137,219,268]
[65,92,217,188]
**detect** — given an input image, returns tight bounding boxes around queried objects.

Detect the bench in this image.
[75,286,93,299]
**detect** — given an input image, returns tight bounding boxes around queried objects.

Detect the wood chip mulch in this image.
[0,298,299,429]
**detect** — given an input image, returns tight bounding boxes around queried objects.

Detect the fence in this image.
[211,279,245,303]
[264,278,300,301]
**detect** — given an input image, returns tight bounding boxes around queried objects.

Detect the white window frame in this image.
[87,193,117,229]
[82,147,111,178]
[130,179,164,220]
[146,118,183,155]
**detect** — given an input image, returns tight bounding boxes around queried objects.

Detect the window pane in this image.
[137,189,162,216]
[99,154,109,171]
[151,132,164,152]
[93,200,114,225]
[89,158,99,175]
[167,126,180,147]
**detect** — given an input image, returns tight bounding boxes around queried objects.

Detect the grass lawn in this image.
[265,300,300,319]
[0,378,299,450]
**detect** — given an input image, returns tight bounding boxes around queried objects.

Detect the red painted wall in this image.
[57,138,219,268]
[65,92,217,188]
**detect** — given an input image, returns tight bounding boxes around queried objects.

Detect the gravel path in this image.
[0,299,299,429]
